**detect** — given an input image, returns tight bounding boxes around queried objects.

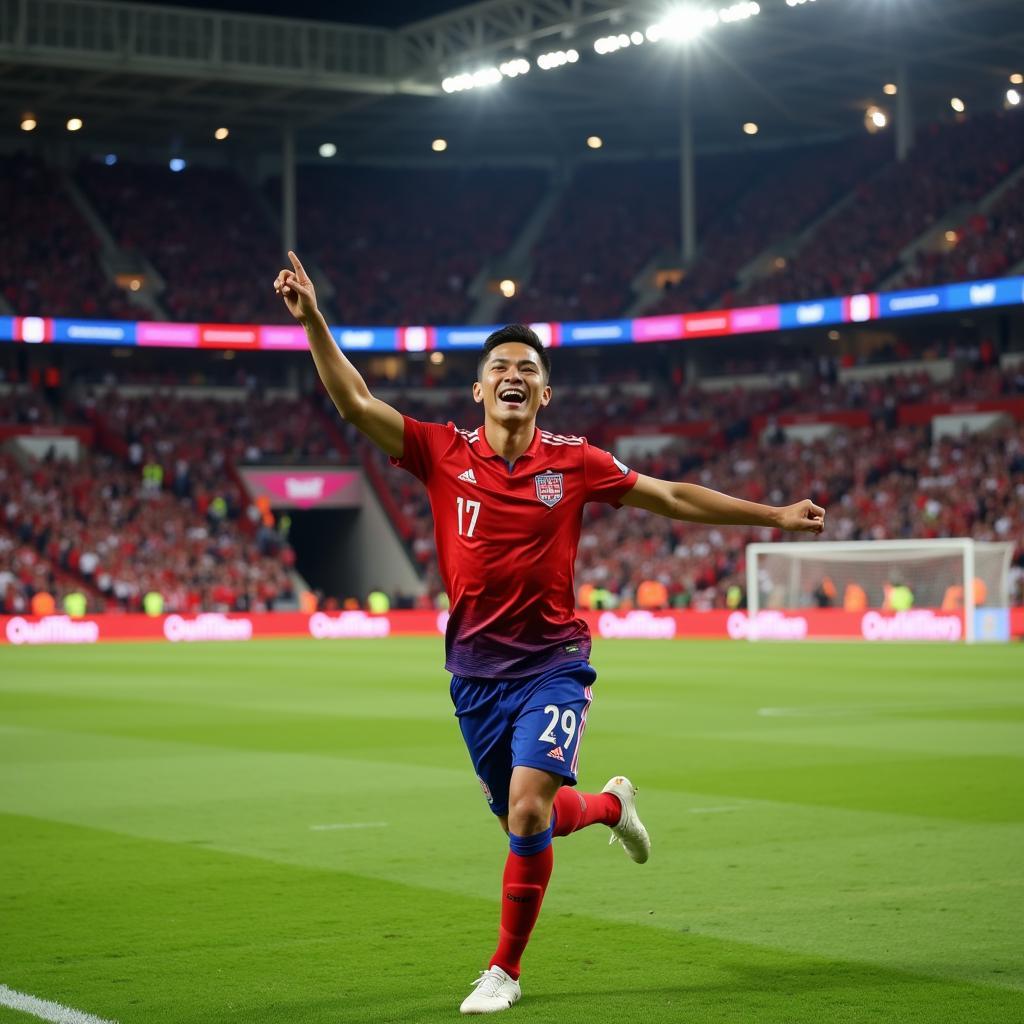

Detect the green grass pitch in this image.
[1,638,1022,1024]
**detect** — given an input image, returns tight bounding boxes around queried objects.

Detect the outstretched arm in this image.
[621,473,825,534]
[274,251,404,458]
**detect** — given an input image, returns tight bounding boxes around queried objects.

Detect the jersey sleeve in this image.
[583,442,639,507]
[389,415,453,484]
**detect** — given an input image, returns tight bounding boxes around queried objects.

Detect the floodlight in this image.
[944,230,958,244]
[499,58,530,78]
[432,138,448,152]
[20,114,36,131]
[318,142,337,158]
[950,97,965,113]
[864,106,888,132]
[168,158,186,172]
[66,117,83,132]
[429,351,445,365]
[214,127,229,140]
[499,279,516,298]
[1007,89,1021,107]
[743,121,759,135]
[587,135,603,149]
[1011,73,1023,85]
[883,83,897,96]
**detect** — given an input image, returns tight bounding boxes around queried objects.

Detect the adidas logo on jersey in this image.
[546,746,565,762]
[457,468,477,484]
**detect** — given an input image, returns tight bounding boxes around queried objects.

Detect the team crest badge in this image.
[535,472,564,507]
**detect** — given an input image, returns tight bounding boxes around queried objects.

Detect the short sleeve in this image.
[583,442,638,507]
[389,415,453,484]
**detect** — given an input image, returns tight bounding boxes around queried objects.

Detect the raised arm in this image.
[622,473,825,533]
[274,251,404,458]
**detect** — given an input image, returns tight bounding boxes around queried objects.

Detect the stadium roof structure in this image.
[2,0,1023,161]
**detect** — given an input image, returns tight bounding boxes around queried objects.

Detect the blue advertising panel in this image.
[435,326,501,349]
[879,288,946,318]
[329,326,398,351]
[779,297,844,330]
[53,319,136,345]
[974,607,1011,643]
[945,276,1024,312]
[0,317,12,342]
[560,320,632,346]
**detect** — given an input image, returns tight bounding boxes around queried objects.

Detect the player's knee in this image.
[507,792,552,836]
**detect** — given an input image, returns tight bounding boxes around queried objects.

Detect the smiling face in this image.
[473,341,552,429]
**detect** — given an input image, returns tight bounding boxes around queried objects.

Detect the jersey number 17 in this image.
[456,497,481,538]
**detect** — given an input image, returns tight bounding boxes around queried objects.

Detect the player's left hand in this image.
[778,499,825,534]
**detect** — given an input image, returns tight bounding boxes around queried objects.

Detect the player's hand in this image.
[274,251,318,324]
[777,499,825,534]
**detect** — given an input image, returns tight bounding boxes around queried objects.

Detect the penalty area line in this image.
[309,821,389,831]
[0,983,119,1024]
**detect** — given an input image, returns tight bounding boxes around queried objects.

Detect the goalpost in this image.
[745,539,1014,644]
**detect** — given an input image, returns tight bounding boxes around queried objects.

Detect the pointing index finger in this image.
[288,250,308,281]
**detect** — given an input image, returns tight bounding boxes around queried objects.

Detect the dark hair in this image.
[478,324,551,381]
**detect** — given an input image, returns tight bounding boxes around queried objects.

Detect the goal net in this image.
[745,539,1014,643]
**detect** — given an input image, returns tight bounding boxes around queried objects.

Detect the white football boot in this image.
[459,966,522,1015]
[602,775,651,864]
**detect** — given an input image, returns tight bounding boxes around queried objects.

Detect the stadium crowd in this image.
[289,165,546,326]
[1,356,1022,613]
[77,160,286,324]
[740,113,1024,305]
[0,155,136,320]
[2,106,1022,327]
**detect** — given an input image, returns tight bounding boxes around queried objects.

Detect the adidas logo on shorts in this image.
[546,746,565,762]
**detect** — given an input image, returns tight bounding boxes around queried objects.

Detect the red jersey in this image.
[392,416,638,678]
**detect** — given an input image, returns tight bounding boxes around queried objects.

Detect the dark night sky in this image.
[113,0,467,26]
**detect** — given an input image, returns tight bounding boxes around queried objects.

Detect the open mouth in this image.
[498,388,527,406]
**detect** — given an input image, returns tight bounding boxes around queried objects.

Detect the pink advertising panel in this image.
[239,467,363,509]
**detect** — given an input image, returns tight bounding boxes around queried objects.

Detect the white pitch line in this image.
[309,821,389,831]
[0,984,118,1024]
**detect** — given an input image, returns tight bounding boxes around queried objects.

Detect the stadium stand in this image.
[289,165,547,325]
[739,113,1024,305]
[648,135,888,314]
[2,358,1022,612]
[77,160,287,324]
[502,154,759,322]
[898,173,1024,288]
[0,154,136,320]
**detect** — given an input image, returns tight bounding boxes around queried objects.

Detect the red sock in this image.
[551,787,621,837]
[488,845,553,980]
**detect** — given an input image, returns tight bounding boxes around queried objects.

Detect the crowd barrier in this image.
[2,607,1020,646]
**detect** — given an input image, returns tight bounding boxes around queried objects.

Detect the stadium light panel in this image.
[432,138,448,152]
[20,114,36,131]
[538,49,578,69]
[66,117,83,132]
[586,135,603,149]
[168,158,186,172]
[1007,89,1021,107]
[1011,73,1023,85]
[950,97,965,113]
[214,127,229,141]
[743,121,759,135]
[883,83,897,96]
[499,58,530,78]
[442,65,503,91]
[318,142,337,158]
[499,279,516,298]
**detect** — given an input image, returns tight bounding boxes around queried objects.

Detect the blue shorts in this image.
[450,660,597,816]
